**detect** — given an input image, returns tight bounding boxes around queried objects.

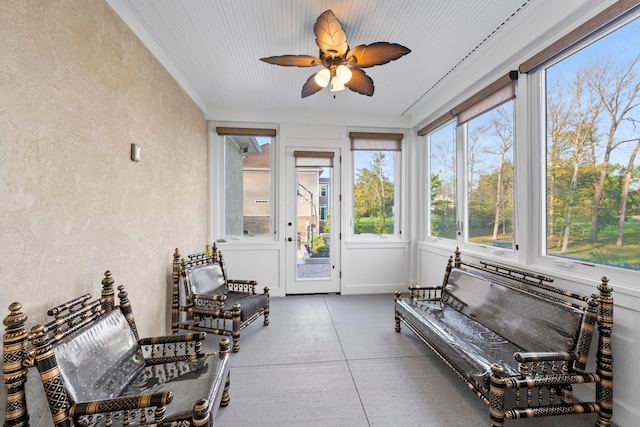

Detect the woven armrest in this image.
[69,391,172,416]
[514,351,578,363]
[191,293,227,302]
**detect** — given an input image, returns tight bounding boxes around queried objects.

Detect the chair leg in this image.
[489,365,506,427]
[191,400,210,427]
[263,303,270,326]
[221,372,231,407]
[232,304,241,352]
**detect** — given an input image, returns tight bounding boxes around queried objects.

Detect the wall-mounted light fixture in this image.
[131,144,141,162]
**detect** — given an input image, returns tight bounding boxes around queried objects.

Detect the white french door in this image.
[285,148,341,294]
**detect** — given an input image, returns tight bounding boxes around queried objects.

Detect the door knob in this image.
[287,237,293,242]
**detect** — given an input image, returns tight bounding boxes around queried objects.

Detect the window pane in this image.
[353,150,397,235]
[545,18,640,270]
[467,102,514,248]
[429,122,457,239]
[224,136,272,237]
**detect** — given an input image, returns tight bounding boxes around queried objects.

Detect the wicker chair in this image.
[172,244,269,352]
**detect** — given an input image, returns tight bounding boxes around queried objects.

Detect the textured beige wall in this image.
[0,0,208,342]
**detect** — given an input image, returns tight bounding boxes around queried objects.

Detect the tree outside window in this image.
[354,150,397,235]
[545,17,640,270]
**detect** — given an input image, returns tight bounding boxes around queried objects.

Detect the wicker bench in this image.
[3,271,231,427]
[394,248,614,426]
[172,244,269,352]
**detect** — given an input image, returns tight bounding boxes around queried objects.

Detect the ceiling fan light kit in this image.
[260,10,410,98]
[314,65,352,91]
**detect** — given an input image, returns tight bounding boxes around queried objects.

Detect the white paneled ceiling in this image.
[104,0,586,125]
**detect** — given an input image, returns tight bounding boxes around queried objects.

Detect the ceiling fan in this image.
[260,10,411,98]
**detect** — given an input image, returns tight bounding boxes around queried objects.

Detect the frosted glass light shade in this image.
[336,65,352,83]
[330,78,345,92]
[314,68,331,87]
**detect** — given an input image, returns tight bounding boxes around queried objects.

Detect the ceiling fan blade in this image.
[314,10,348,58]
[345,68,374,96]
[260,55,322,67]
[346,42,411,68]
[301,74,324,98]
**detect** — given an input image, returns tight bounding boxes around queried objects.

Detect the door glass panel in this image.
[296,167,331,280]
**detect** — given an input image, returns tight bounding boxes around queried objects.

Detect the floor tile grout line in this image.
[323,296,372,427]
[228,353,432,371]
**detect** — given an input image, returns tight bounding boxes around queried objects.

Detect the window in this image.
[422,73,516,250]
[320,184,328,197]
[428,122,457,239]
[351,132,403,236]
[217,127,276,239]
[542,16,640,271]
[466,102,514,247]
[319,205,328,221]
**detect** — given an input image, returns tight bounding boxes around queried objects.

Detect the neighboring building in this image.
[296,168,320,245]
[318,176,329,233]
[242,142,271,236]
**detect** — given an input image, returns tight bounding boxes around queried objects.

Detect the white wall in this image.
[208,123,411,297]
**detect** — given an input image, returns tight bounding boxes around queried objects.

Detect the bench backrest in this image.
[183,262,228,296]
[54,309,146,403]
[443,268,584,353]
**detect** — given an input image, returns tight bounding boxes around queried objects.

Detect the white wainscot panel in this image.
[343,243,409,294]
[216,246,282,296]
[417,243,455,286]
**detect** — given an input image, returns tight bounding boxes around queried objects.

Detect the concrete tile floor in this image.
[204,294,602,427]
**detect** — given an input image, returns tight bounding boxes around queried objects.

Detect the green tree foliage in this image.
[467,104,514,242]
[311,235,327,253]
[322,215,330,234]
[430,173,456,238]
[545,49,640,265]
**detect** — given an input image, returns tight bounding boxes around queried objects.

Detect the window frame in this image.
[211,126,278,243]
[350,132,405,240]
[527,11,640,284]
[463,99,516,251]
[426,120,458,242]
[320,184,328,198]
[423,75,518,260]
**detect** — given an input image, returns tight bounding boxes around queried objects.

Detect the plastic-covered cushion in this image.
[396,298,522,395]
[223,293,268,321]
[186,263,227,296]
[123,355,229,420]
[54,310,145,403]
[444,268,583,353]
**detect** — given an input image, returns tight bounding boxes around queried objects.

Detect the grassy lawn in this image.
[355,216,395,234]
[546,217,640,269]
[469,218,640,270]
[363,215,639,269]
